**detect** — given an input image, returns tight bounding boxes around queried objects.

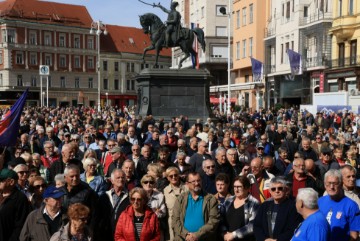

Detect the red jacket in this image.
[114,205,160,241]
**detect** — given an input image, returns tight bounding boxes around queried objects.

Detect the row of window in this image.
[338,0,354,17]
[13,75,136,91]
[236,37,253,59]
[2,29,95,49]
[235,3,254,29]
[13,52,95,69]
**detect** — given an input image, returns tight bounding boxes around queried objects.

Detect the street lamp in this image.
[106,92,109,107]
[220,1,231,115]
[90,20,108,112]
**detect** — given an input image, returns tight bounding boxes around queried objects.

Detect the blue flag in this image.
[0,89,28,146]
[250,57,263,82]
[287,49,302,75]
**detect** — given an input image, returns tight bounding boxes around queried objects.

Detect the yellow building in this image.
[326,0,358,93]
[231,0,267,111]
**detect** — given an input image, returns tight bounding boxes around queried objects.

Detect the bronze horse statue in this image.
[139,13,205,69]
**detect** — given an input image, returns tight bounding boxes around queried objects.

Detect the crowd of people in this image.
[1,105,360,241]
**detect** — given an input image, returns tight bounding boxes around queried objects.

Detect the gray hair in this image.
[13,164,28,172]
[110,168,125,181]
[83,157,98,170]
[202,159,215,169]
[297,188,319,209]
[54,174,65,185]
[176,151,187,158]
[270,176,288,186]
[64,164,80,176]
[215,147,226,156]
[117,133,125,140]
[324,169,342,185]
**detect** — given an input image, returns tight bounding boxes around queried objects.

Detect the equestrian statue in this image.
[139,1,205,69]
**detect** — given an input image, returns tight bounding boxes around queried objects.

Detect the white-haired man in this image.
[318,169,360,241]
[292,188,330,241]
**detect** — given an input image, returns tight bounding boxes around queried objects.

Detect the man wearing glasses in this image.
[201,159,217,194]
[315,147,340,178]
[172,172,220,241]
[254,176,302,241]
[318,169,360,241]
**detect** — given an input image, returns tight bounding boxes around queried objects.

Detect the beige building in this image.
[231,0,267,111]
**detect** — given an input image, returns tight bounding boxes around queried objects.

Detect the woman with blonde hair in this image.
[115,187,160,241]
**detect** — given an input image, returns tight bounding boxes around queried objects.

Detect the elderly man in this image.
[201,159,217,194]
[254,176,302,241]
[20,186,68,241]
[241,157,274,203]
[315,147,340,178]
[95,169,130,241]
[48,143,82,183]
[0,169,30,241]
[340,165,360,208]
[299,137,318,162]
[291,188,330,241]
[318,169,360,241]
[189,140,212,172]
[214,148,233,180]
[172,172,220,241]
[286,158,319,198]
[226,148,243,179]
[106,146,124,177]
[41,140,60,168]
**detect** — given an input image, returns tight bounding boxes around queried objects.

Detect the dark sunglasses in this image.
[206,165,215,169]
[17,171,29,175]
[131,197,142,202]
[143,181,155,185]
[270,186,285,192]
[168,174,179,179]
[34,184,46,189]
[322,152,332,156]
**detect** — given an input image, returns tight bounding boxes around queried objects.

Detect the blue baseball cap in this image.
[43,186,65,199]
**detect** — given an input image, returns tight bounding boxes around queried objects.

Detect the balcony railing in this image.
[327,56,360,69]
[265,65,276,74]
[299,12,332,26]
[304,56,327,68]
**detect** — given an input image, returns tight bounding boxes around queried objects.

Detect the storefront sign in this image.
[319,73,324,93]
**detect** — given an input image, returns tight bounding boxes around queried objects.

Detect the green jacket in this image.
[172,191,220,241]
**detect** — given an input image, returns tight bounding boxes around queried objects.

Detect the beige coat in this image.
[163,184,187,241]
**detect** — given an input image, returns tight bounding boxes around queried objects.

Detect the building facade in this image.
[264,0,332,108]
[174,0,229,88]
[0,0,171,107]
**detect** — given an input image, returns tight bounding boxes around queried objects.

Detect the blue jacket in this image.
[80,172,108,196]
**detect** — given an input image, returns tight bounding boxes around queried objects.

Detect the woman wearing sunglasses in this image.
[28,176,47,209]
[221,176,259,241]
[163,167,187,240]
[115,187,160,241]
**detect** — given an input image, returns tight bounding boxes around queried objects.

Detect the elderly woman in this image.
[50,203,92,241]
[221,176,260,241]
[14,163,31,199]
[147,163,169,192]
[115,187,160,241]
[80,157,108,196]
[163,167,187,241]
[141,174,167,219]
[28,176,47,209]
[82,149,104,175]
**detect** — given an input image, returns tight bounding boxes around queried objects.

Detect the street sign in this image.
[39,65,50,76]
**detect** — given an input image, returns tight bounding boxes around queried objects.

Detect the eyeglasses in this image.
[64,135,70,138]
[17,171,29,175]
[143,181,155,185]
[322,152,331,156]
[84,136,90,139]
[270,186,285,192]
[132,149,139,151]
[206,165,215,169]
[34,184,46,189]
[71,139,79,142]
[88,164,97,168]
[108,144,116,147]
[325,182,340,187]
[234,185,244,189]
[168,174,179,179]
[131,197,142,202]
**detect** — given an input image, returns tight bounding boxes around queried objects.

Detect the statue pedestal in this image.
[135,68,214,122]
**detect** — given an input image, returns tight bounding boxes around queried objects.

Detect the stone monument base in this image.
[135,68,214,122]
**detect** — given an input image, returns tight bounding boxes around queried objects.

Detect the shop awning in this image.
[210,97,237,104]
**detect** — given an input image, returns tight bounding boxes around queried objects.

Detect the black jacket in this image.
[0,188,31,241]
[254,198,302,241]
[94,190,130,241]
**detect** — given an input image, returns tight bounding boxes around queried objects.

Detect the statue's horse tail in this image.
[193,28,206,52]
